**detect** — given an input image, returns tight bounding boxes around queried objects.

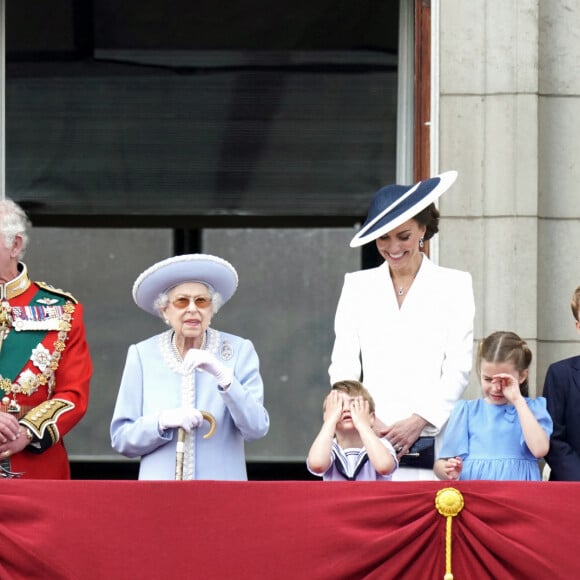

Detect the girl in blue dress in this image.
[435,331,553,481]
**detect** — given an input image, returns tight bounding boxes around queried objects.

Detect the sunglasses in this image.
[171,296,212,309]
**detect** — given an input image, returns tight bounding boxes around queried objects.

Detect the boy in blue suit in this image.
[543,286,580,480]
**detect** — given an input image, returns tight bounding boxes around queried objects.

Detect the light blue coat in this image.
[110,328,270,480]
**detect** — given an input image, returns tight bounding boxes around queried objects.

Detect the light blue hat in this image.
[133,254,238,316]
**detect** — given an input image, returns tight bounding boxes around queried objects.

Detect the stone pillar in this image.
[436,0,540,396]
[537,1,580,384]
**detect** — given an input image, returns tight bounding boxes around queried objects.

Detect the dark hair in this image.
[412,203,440,240]
[571,286,580,322]
[329,380,375,413]
[476,331,532,397]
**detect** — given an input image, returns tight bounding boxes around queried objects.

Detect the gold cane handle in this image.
[201,411,216,439]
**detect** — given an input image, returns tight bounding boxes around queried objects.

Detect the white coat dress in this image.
[329,255,475,479]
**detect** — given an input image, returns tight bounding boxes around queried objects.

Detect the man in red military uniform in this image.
[0,200,92,478]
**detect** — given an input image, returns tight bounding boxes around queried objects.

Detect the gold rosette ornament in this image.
[435,487,464,580]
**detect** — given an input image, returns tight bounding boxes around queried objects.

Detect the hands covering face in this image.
[323,391,372,431]
[349,397,373,430]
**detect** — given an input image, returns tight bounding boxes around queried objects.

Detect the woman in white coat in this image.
[111,254,269,480]
[329,171,475,480]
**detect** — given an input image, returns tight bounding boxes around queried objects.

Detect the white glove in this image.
[158,407,204,433]
[182,349,233,388]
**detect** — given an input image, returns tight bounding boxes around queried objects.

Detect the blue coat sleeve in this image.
[110,344,170,458]
[218,337,270,441]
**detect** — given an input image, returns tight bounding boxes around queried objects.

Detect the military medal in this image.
[0,300,13,353]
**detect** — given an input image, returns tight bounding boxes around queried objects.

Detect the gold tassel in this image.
[435,487,464,580]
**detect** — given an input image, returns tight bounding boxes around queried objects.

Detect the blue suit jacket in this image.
[542,356,580,480]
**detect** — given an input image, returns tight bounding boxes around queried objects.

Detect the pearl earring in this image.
[419,237,424,249]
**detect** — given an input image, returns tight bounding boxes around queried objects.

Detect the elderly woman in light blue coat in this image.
[110,254,269,480]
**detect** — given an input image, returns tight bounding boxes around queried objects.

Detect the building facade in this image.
[435,0,580,398]
[0,1,578,468]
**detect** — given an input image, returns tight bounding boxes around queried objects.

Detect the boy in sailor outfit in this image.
[307,380,397,481]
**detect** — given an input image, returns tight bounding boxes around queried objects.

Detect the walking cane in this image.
[175,410,217,480]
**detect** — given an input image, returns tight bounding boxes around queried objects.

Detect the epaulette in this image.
[35,281,79,304]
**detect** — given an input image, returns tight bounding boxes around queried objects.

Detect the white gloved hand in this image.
[182,349,233,388]
[158,407,204,433]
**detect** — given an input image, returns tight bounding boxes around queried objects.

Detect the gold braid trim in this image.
[35,281,79,304]
[19,398,75,444]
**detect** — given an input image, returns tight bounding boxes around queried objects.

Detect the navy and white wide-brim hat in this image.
[349,170,458,248]
[132,254,239,316]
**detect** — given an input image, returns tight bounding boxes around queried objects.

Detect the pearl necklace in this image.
[172,331,206,360]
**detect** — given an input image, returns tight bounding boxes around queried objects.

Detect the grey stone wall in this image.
[437,0,568,398]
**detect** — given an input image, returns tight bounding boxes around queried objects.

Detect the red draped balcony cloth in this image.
[0,480,577,579]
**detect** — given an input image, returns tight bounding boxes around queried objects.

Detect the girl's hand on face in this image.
[322,391,344,426]
[349,396,372,430]
[491,373,522,403]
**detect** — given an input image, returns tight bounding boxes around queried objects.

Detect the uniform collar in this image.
[0,262,31,300]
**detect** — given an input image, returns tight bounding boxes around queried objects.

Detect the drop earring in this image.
[419,237,424,249]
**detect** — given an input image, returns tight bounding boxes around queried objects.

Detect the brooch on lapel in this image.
[220,341,234,361]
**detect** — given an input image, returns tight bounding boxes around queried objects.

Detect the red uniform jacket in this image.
[0,264,92,479]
